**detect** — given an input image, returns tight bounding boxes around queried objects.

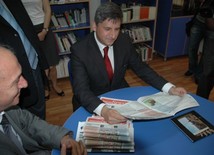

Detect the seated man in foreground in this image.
[0,45,86,155]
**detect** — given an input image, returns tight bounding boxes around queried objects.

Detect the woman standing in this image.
[21,0,65,99]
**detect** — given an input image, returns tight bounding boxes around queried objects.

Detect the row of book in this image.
[51,8,87,29]
[76,116,134,152]
[56,56,70,78]
[121,26,152,43]
[50,0,81,4]
[122,5,157,23]
[134,43,152,62]
[54,32,77,54]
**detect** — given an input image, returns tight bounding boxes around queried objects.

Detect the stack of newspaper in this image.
[76,116,134,152]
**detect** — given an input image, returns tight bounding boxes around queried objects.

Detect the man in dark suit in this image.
[0,45,86,155]
[196,5,214,99]
[0,0,48,119]
[70,2,187,124]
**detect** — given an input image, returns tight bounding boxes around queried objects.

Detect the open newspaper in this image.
[101,92,199,120]
[76,116,134,152]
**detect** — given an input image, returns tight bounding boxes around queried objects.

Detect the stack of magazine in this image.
[76,116,134,152]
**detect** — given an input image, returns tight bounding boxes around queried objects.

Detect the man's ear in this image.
[92,21,96,31]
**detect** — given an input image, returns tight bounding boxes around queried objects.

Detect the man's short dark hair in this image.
[0,44,15,55]
[94,2,123,25]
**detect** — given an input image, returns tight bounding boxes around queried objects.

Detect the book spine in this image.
[51,14,60,29]
[64,11,71,26]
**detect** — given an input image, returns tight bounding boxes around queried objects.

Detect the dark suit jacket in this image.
[0,0,48,108]
[0,106,69,155]
[70,32,168,113]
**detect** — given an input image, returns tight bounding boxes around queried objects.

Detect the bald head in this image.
[0,46,19,79]
[0,45,28,111]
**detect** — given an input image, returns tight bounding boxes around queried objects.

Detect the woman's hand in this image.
[37,29,47,41]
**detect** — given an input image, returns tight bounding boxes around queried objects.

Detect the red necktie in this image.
[103,46,113,81]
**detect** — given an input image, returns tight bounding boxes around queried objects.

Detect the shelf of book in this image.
[110,0,159,62]
[50,0,90,5]
[50,0,91,78]
[50,0,90,31]
[52,25,90,33]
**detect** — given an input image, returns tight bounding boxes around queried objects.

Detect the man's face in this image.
[0,49,28,111]
[93,18,121,46]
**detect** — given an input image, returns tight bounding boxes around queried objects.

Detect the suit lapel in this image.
[5,113,41,150]
[0,130,23,154]
[89,34,110,82]
[111,39,124,84]
[112,43,120,75]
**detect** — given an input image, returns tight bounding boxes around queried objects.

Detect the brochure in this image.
[172,111,214,142]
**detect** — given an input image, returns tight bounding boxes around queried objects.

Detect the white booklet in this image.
[100,92,199,120]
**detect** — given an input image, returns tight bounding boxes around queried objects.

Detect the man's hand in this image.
[60,144,67,155]
[169,87,187,96]
[101,106,127,124]
[60,135,87,155]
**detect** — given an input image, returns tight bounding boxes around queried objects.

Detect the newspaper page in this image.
[83,132,131,142]
[76,116,135,152]
[100,92,199,120]
[100,97,130,109]
[83,116,132,136]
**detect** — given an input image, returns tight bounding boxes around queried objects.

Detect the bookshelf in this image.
[154,0,199,60]
[110,0,159,62]
[50,0,91,78]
